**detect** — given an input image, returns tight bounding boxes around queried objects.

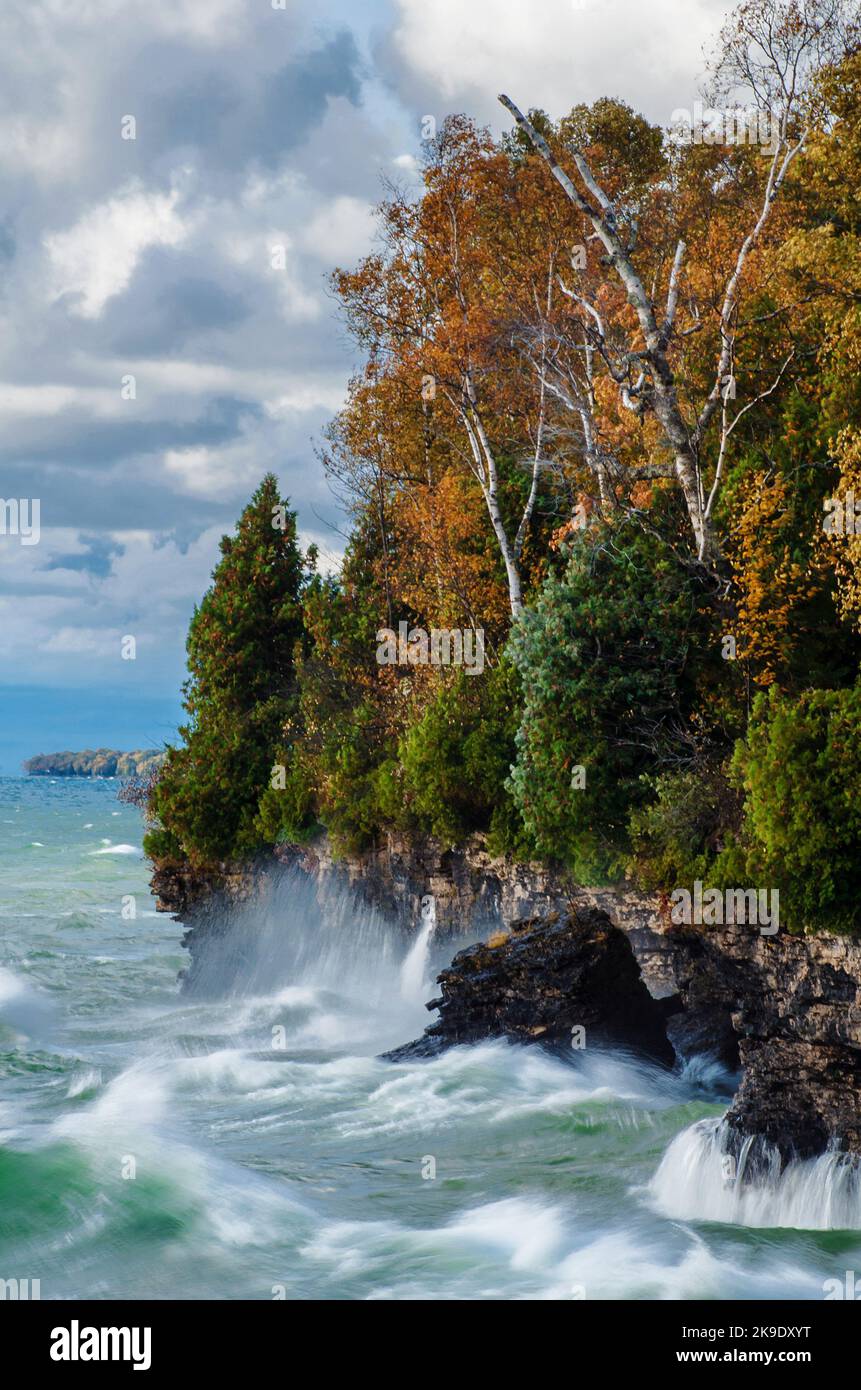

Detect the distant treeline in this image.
[24,750,166,778]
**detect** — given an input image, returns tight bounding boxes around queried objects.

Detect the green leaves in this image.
[395,662,523,847]
[507,519,712,882]
[723,682,861,932]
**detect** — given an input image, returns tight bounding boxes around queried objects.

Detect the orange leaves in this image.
[389,472,509,638]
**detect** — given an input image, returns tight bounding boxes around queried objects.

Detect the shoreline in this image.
[150,830,861,1169]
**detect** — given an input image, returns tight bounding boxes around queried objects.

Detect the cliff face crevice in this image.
[150,829,861,1164]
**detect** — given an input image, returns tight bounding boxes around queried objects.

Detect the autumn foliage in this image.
[149,4,861,931]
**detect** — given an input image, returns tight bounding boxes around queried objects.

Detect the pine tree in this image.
[149,475,305,864]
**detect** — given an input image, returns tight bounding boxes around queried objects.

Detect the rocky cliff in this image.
[668,924,861,1161]
[150,829,861,1167]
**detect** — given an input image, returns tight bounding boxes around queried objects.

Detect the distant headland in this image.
[23,749,165,778]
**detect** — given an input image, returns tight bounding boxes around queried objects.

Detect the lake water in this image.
[1,776,859,1301]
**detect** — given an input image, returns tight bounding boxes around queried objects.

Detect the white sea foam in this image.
[67,1067,102,1098]
[400,907,435,1003]
[300,1195,824,1300]
[649,1117,861,1230]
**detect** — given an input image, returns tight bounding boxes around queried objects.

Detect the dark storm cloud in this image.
[145,29,363,173]
[257,31,364,166]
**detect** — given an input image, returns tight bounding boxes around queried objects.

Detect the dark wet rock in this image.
[665,1005,740,1073]
[383,909,676,1067]
[668,925,861,1163]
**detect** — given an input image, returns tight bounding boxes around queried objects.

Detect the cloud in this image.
[44,182,191,319]
[256,30,364,169]
[384,0,728,127]
[162,443,255,499]
[35,0,247,44]
[299,195,376,264]
[104,273,251,355]
[43,534,124,579]
[0,523,226,690]
[0,0,736,714]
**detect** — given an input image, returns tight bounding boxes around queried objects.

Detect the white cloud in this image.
[40,626,119,655]
[89,356,347,413]
[100,526,224,611]
[299,195,376,265]
[0,383,130,420]
[162,445,246,499]
[3,113,83,184]
[0,524,225,686]
[221,224,322,322]
[390,0,728,127]
[35,0,247,44]
[146,0,248,43]
[44,183,190,319]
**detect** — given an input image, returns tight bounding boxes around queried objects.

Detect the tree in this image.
[499,0,856,561]
[333,116,573,615]
[149,475,305,864]
[722,681,861,931]
[394,660,523,848]
[507,514,717,881]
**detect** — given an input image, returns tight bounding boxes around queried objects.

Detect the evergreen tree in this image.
[507,517,718,881]
[148,475,305,864]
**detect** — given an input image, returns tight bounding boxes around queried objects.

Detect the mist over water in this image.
[2,777,861,1300]
[184,865,449,1054]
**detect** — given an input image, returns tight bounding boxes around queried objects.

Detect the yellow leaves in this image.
[486,930,510,949]
[824,427,861,637]
[729,469,825,686]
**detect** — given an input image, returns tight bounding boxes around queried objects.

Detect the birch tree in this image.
[500,0,855,563]
[333,117,569,616]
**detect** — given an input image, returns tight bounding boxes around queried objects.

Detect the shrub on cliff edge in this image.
[507,517,716,882]
[719,681,861,932]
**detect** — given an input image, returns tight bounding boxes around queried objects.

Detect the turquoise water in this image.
[1,776,860,1301]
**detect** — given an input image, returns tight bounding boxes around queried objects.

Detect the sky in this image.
[0,0,731,773]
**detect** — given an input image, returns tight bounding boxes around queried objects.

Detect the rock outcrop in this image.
[668,925,861,1161]
[384,908,676,1066]
[150,855,278,991]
